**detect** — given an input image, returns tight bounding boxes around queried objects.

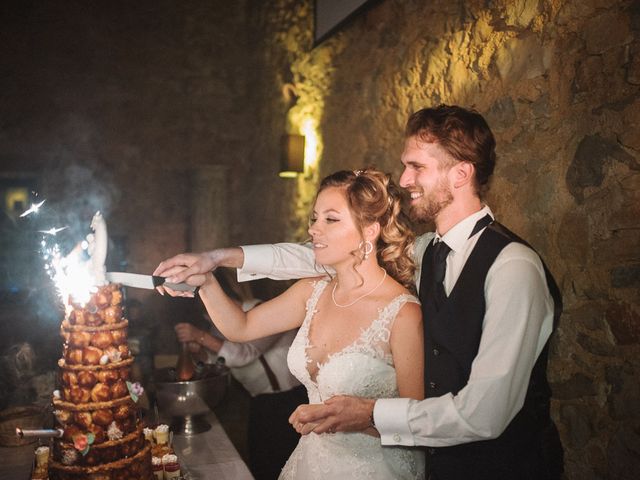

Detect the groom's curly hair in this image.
[406,104,496,198]
[316,169,415,290]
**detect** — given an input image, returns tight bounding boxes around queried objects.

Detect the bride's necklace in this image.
[331,268,388,308]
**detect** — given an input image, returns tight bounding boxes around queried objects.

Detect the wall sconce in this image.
[279,134,305,178]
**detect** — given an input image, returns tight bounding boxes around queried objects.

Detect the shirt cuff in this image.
[236,245,273,282]
[374,398,415,446]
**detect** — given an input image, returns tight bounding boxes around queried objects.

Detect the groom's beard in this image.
[408,178,453,223]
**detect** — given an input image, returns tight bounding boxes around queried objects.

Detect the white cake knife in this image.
[105,272,197,293]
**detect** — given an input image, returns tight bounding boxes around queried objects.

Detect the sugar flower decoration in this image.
[107,421,123,441]
[73,432,95,456]
[126,381,144,403]
[61,448,78,465]
[107,349,122,363]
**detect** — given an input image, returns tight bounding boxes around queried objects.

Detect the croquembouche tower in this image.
[45,213,154,480]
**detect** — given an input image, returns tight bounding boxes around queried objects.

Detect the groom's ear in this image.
[451,161,475,189]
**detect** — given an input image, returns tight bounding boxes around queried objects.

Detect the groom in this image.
[154,105,564,480]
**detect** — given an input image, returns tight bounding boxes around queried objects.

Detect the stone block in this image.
[495,33,550,83]
[486,96,517,133]
[564,303,606,331]
[611,264,640,288]
[606,364,640,420]
[607,425,640,480]
[576,332,615,356]
[502,0,540,29]
[558,210,590,261]
[627,41,640,85]
[594,231,640,264]
[619,98,640,150]
[583,10,633,55]
[566,135,636,203]
[560,403,593,449]
[552,373,598,399]
[605,302,640,345]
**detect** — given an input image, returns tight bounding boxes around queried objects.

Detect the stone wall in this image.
[0,1,254,359]
[244,0,640,478]
[0,0,638,476]
[1,0,250,275]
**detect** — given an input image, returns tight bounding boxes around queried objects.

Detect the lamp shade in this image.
[280,134,305,178]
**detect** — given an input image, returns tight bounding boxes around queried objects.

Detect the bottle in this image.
[175,342,195,381]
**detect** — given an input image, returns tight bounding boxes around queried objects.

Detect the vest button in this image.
[432,348,440,356]
[429,382,437,389]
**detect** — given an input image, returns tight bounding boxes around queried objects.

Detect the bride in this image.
[157,169,425,479]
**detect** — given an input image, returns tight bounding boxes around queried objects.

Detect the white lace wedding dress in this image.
[279,280,425,479]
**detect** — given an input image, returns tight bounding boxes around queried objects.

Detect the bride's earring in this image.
[359,240,374,260]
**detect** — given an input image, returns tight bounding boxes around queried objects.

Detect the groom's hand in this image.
[289,396,376,435]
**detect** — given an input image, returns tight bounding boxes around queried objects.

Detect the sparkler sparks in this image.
[40,212,107,307]
[39,226,69,236]
[43,242,97,307]
[20,200,46,217]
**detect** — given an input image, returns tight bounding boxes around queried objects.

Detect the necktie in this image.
[420,214,493,311]
[432,239,451,310]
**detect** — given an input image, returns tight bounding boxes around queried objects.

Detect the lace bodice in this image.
[287,279,419,404]
[281,280,424,480]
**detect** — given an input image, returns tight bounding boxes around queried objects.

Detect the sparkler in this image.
[19,200,46,217]
[41,212,108,307]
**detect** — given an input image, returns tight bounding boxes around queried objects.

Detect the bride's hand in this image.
[289,404,323,435]
[289,396,376,435]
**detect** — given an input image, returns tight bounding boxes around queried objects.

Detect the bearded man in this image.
[154,105,564,480]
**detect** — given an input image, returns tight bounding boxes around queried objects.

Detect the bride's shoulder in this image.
[384,276,418,301]
[290,275,331,293]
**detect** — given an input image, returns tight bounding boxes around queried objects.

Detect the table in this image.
[172,411,254,479]
[0,412,253,479]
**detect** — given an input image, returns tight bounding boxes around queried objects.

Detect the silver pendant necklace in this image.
[331,268,388,308]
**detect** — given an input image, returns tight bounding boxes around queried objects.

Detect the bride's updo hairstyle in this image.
[316,169,415,289]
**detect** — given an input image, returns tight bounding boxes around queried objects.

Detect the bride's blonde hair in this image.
[316,169,415,289]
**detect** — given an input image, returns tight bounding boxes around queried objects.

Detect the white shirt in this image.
[207,300,301,397]
[237,205,555,446]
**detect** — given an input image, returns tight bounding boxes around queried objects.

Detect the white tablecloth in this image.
[173,412,254,480]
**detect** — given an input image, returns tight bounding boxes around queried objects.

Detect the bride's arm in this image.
[360,301,423,436]
[390,301,425,401]
[198,274,314,342]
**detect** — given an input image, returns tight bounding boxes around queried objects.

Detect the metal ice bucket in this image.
[154,363,230,435]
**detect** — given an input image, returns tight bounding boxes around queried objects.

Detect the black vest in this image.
[419,222,563,478]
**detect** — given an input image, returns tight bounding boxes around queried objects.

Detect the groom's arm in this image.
[237,243,330,282]
[154,243,327,286]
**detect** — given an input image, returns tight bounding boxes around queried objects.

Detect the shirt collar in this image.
[435,205,494,253]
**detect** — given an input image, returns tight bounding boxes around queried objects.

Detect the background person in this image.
[174,269,306,480]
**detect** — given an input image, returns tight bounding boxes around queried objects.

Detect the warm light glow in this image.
[279,171,300,179]
[300,118,318,172]
[5,188,29,215]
